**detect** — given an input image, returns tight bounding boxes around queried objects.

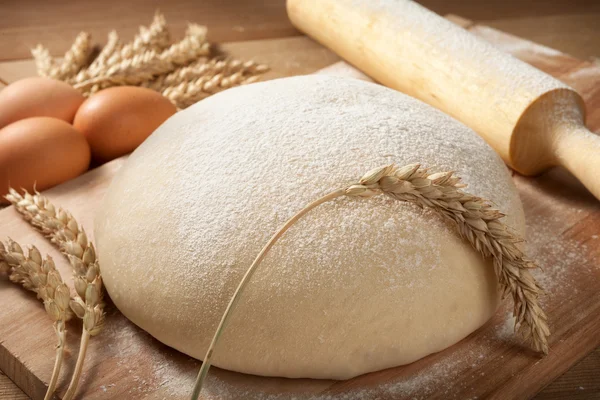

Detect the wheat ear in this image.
[69,12,169,89]
[158,59,268,109]
[88,31,121,71]
[5,189,104,400]
[190,163,549,399]
[33,12,268,107]
[0,240,72,400]
[50,32,92,81]
[163,73,262,109]
[73,23,209,92]
[70,30,121,88]
[31,45,56,78]
[133,11,170,53]
[145,58,268,91]
[104,11,170,68]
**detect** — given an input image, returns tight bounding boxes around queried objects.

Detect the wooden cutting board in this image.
[0,16,599,400]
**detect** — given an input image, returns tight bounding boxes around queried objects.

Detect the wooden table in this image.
[0,1,599,399]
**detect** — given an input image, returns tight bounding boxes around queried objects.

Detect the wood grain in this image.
[0,0,300,61]
[0,17,599,400]
[0,370,28,400]
[420,0,600,21]
[535,347,600,400]
[486,13,600,61]
[1,0,599,61]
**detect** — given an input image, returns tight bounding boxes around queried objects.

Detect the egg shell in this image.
[73,86,177,162]
[0,77,85,129]
[0,117,91,202]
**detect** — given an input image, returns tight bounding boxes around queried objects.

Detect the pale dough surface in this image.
[95,75,525,380]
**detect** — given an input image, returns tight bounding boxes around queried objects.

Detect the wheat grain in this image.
[190,163,549,400]
[5,189,104,400]
[0,261,9,275]
[0,239,72,400]
[0,248,10,275]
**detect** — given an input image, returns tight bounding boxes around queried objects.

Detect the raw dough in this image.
[95,75,525,380]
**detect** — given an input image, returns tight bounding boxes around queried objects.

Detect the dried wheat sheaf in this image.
[31,12,269,109]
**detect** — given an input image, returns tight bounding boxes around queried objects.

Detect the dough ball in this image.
[95,75,524,379]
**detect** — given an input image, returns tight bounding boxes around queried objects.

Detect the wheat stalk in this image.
[0,239,72,400]
[5,189,104,400]
[190,163,549,400]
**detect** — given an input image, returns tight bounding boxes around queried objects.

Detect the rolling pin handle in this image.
[553,126,600,200]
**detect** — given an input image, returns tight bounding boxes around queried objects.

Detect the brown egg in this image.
[0,77,85,129]
[0,117,91,203]
[73,86,177,162]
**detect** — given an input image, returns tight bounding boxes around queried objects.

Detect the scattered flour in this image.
[526,213,595,298]
[99,384,115,393]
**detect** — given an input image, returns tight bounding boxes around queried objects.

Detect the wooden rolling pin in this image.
[287,0,600,200]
